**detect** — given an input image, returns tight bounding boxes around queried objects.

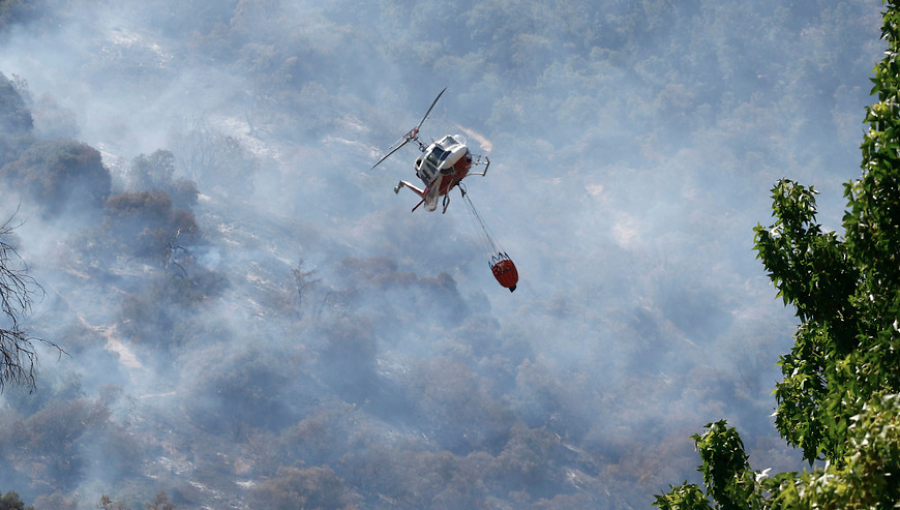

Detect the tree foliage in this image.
[0,138,111,218]
[249,467,359,510]
[98,492,176,510]
[103,190,199,263]
[656,1,900,508]
[125,150,198,210]
[759,0,900,465]
[0,72,33,168]
[0,491,33,510]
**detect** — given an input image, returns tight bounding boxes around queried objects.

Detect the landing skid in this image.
[469,155,490,177]
[394,155,489,214]
[394,180,422,196]
[395,180,432,212]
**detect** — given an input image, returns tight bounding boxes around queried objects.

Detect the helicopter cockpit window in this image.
[419,155,439,180]
[430,146,449,162]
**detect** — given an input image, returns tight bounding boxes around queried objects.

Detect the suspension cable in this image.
[460,184,502,258]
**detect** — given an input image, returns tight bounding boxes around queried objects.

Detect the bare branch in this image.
[292,258,319,309]
[0,209,61,392]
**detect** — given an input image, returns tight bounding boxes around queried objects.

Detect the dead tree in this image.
[292,258,319,310]
[0,211,59,392]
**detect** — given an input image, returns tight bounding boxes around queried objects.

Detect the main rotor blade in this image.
[414,87,447,134]
[371,137,412,169]
[371,88,446,170]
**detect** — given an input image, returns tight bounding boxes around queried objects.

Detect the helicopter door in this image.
[416,151,441,185]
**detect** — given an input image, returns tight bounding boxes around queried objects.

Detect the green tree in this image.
[249,467,359,510]
[0,72,33,168]
[0,138,111,218]
[126,150,198,210]
[655,1,900,508]
[0,491,33,510]
[97,492,176,510]
[127,150,175,192]
[102,190,199,263]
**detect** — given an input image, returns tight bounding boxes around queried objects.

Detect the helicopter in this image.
[371,87,490,214]
[370,88,519,292]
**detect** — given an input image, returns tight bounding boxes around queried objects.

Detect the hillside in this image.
[0,0,886,509]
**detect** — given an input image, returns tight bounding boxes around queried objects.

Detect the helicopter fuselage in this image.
[415,134,472,192]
